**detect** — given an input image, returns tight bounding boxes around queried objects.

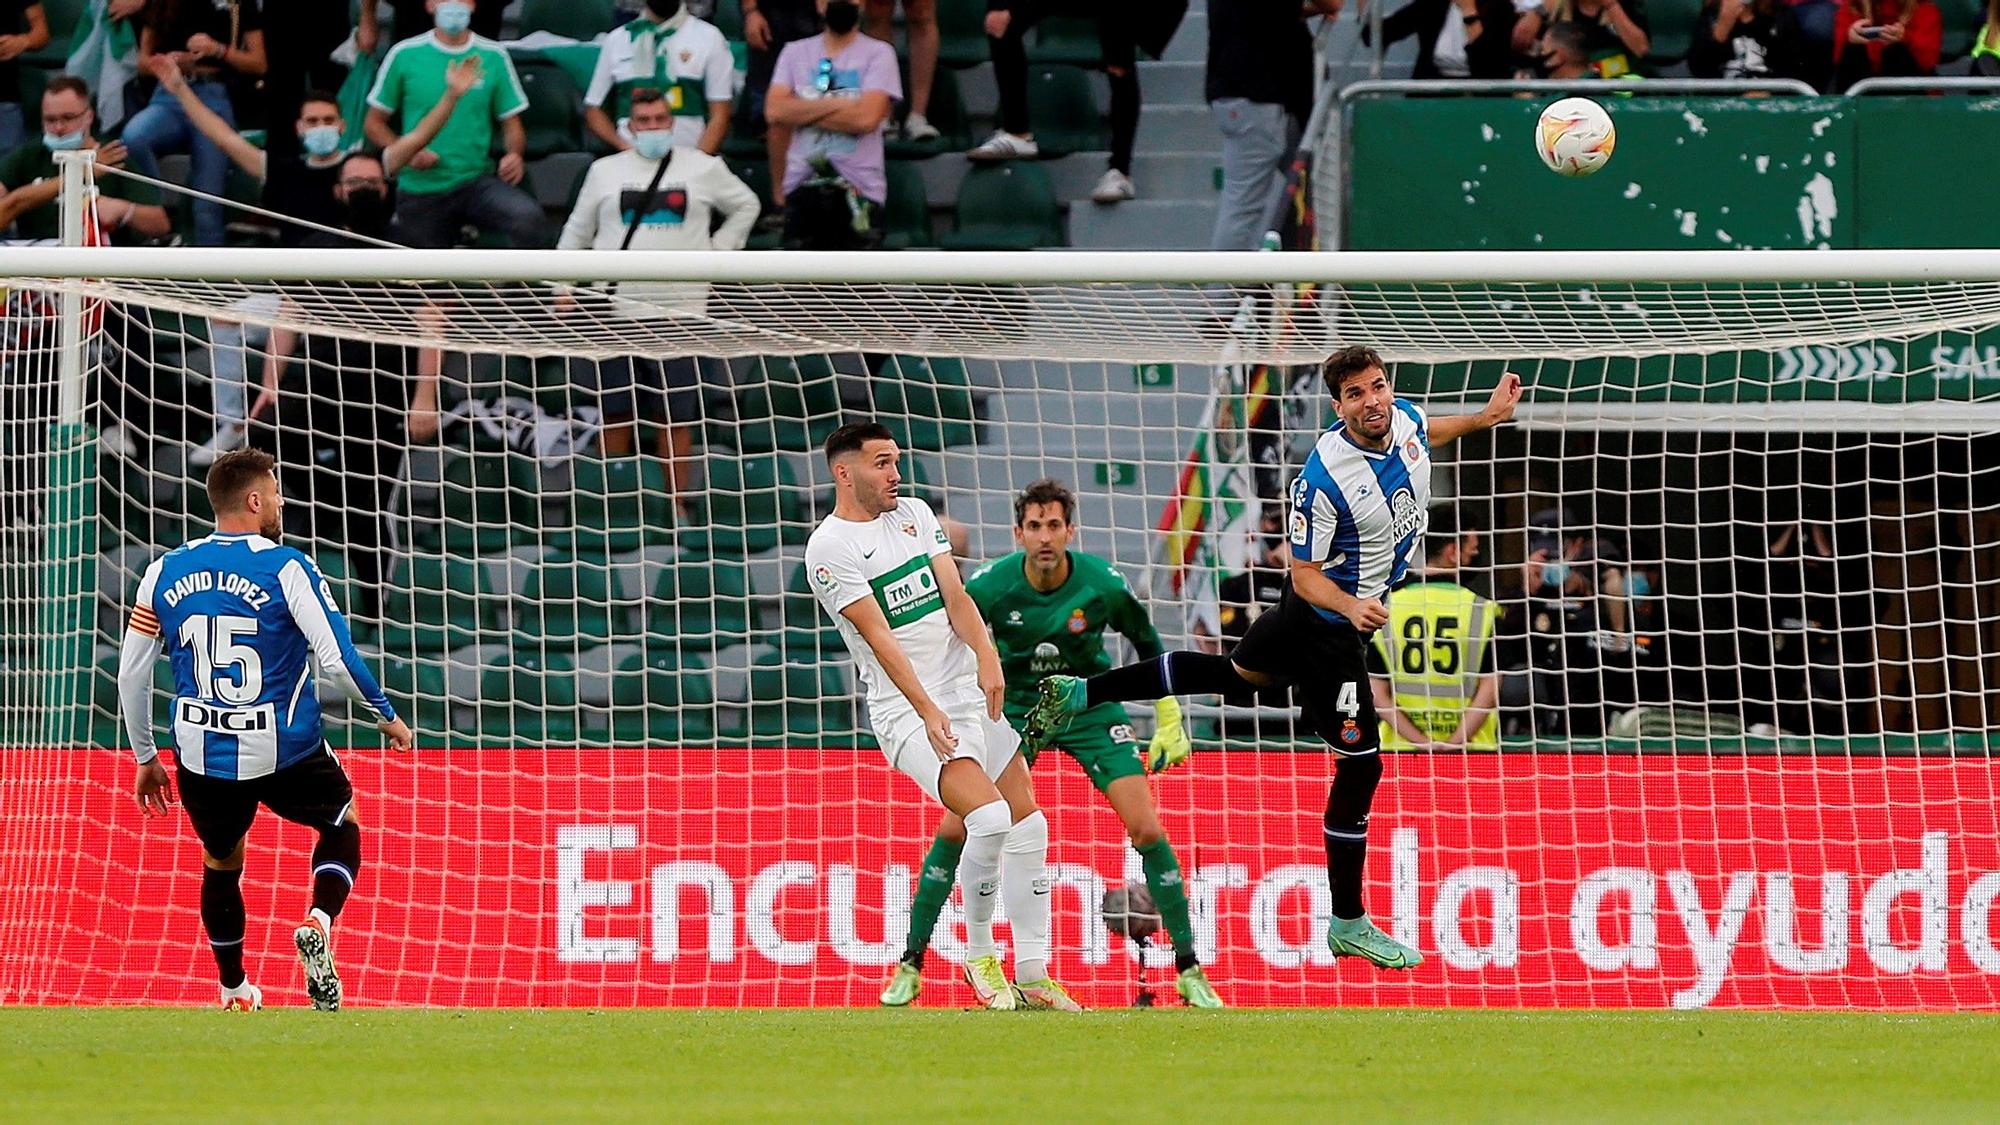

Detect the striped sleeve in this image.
[278,556,398,723]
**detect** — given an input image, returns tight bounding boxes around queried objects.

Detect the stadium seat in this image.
[721,649,856,742]
[688,451,807,556]
[646,555,752,649]
[313,548,376,643]
[378,554,496,654]
[509,59,586,161]
[516,552,635,646]
[941,163,1063,249]
[604,647,718,743]
[378,652,452,736]
[1028,17,1104,66]
[777,562,844,658]
[886,67,972,158]
[717,355,844,454]
[1938,0,1986,58]
[880,161,936,249]
[435,450,542,556]
[938,0,990,66]
[562,456,675,554]
[873,355,978,450]
[1025,65,1105,157]
[526,152,593,215]
[1642,0,1702,65]
[480,650,582,744]
[709,0,745,39]
[518,0,618,40]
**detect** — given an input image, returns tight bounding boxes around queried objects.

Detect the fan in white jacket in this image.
[557,87,761,318]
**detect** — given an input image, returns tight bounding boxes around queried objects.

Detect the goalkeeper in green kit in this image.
[880,479,1224,1009]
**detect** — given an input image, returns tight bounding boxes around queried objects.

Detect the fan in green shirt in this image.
[363,9,527,197]
[878,479,1225,1010]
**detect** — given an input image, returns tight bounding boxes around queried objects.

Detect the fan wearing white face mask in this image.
[554,86,760,514]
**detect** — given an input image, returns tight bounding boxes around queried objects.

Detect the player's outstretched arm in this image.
[840,598,958,761]
[277,557,405,744]
[929,553,1005,720]
[1428,371,1524,448]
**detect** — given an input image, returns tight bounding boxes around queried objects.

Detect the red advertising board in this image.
[3,749,1998,1009]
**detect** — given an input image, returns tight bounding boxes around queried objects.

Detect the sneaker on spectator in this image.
[188,423,247,467]
[903,112,941,143]
[967,131,1038,161]
[1090,168,1136,204]
[100,424,138,460]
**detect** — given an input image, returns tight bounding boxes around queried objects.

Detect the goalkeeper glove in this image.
[1146,697,1191,772]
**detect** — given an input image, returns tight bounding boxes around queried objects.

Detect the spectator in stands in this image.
[1534,19,1602,77]
[583,0,735,155]
[1207,0,1339,250]
[380,0,503,42]
[365,0,546,248]
[1368,506,1502,751]
[1376,0,1521,78]
[968,0,1152,204]
[1833,0,1941,90]
[1512,0,1649,77]
[0,76,171,241]
[1512,511,1637,739]
[863,0,941,140]
[147,55,366,467]
[556,86,758,513]
[1689,0,1809,79]
[122,0,269,247]
[765,0,899,249]
[0,2,52,153]
[1975,0,2000,75]
[742,0,823,211]
[1218,504,1288,644]
[261,1,355,151]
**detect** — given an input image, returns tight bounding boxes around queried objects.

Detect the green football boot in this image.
[1023,675,1088,749]
[963,954,1019,1010]
[1175,965,1226,1009]
[880,961,922,1007]
[1325,916,1424,970]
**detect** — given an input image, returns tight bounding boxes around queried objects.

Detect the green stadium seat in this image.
[481,650,581,744]
[525,152,593,214]
[434,450,541,556]
[942,163,1063,249]
[378,653,452,736]
[938,0,990,67]
[313,548,376,643]
[1642,0,1702,65]
[646,555,752,648]
[562,456,674,554]
[518,0,618,41]
[716,356,844,454]
[1937,0,1987,58]
[873,356,978,450]
[1025,65,1104,157]
[601,647,718,744]
[886,67,972,158]
[378,554,495,654]
[1028,17,1104,66]
[778,562,843,658]
[720,649,855,742]
[508,59,586,160]
[516,552,635,646]
[880,161,936,250]
[688,451,807,556]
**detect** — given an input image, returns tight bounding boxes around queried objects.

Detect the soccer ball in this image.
[1535,97,1616,178]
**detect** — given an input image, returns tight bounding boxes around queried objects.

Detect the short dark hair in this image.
[1545,20,1590,57]
[300,89,341,114]
[206,448,277,515]
[629,86,667,109]
[823,421,895,464]
[1013,478,1076,526]
[1425,505,1468,562]
[42,75,90,103]
[1322,345,1387,394]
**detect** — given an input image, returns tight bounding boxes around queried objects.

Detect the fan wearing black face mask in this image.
[581,0,737,156]
[763,0,902,248]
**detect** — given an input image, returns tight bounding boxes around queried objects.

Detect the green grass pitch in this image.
[5,1009,1996,1121]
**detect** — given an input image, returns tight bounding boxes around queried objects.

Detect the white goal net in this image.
[2,167,1998,1009]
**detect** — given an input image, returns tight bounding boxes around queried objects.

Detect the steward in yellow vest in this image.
[1368,510,1500,749]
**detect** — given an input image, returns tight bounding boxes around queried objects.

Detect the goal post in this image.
[2,227,1999,1009]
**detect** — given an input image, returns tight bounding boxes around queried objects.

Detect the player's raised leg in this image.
[292,791,363,1012]
[881,813,966,1007]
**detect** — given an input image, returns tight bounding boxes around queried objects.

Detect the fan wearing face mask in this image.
[582,0,736,157]
[363,0,546,249]
[764,0,902,248]
[0,75,172,241]
[554,85,760,512]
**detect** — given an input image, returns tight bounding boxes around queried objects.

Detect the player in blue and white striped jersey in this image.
[1027,346,1522,971]
[118,448,414,1012]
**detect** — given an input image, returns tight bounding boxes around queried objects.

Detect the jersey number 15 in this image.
[179,614,265,704]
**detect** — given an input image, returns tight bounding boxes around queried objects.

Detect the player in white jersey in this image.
[804,422,1075,1011]
[1027,347,1522,970]
[118,449,414,1012]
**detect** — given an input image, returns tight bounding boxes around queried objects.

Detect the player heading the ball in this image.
[1026,347,1523,971]
[118,448,414,1012]
[803,423,1076,1011]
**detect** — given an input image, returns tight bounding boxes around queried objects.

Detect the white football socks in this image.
[959,800,1012,960]
[1002,810,1051,984]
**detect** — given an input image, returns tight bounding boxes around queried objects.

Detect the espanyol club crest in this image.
[1067,608,1088,634]
[1404,438,1421,464]
[1340,719,1362,744]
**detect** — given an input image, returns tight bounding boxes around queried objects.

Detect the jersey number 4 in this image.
[178,614,265,704]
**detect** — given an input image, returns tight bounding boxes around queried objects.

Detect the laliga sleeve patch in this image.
[1290,510,1310,545]
[813,565,836,590]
